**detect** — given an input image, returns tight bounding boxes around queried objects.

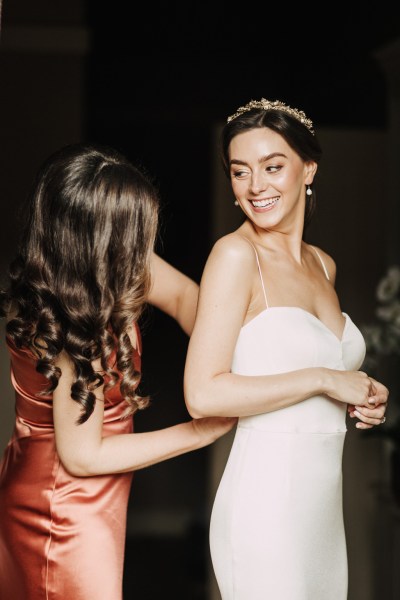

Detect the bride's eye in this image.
[232,170,249,179]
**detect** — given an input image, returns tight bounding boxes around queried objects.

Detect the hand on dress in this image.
[190,416,238,446]
[347,376,389,429]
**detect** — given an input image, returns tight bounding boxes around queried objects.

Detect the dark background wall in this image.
[1,2,399,599]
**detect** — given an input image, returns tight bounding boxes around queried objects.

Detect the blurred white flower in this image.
[376,300,400,323]
[376,265,400,302]
[361,265,400,367]
[362,267,400,449]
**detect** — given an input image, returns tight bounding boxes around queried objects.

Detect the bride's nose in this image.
[249,171,267,195]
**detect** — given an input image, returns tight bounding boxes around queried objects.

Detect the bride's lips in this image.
[249,196,279,212]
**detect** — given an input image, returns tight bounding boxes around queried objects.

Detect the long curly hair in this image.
[0,142,159,423]
[221,106,322,228]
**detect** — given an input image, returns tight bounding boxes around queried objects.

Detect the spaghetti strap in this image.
[311,246,330,281]
[240,236,269,309]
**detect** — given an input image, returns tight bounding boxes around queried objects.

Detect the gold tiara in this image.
[227,98,314,134]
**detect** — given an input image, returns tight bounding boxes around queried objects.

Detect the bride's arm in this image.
[184,235,375,419]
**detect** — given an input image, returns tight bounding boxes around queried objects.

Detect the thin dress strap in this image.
[240,237,269,309]
[311,246,330,281]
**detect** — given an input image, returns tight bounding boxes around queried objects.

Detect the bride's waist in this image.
[238,395,347,434]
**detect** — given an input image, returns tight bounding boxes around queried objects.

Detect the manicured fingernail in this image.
[354,411,361,418]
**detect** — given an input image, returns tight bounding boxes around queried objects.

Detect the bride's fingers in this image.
[355,421,373,430]
[353,405,385,427]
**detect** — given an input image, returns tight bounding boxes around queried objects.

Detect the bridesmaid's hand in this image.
[348,377,389,429]
[191,416,238,446]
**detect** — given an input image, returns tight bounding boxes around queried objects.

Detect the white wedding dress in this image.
[209,245,366,599]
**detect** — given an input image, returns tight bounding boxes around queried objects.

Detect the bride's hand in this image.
[325,369,376,406]
[347,377,389,429]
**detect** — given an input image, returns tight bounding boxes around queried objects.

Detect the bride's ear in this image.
[305,161,318,185]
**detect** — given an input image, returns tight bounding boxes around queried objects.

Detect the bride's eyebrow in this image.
[229,152,288,167]
[258,152,287,163]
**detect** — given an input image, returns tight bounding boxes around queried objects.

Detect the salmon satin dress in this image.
[0,328,141,600]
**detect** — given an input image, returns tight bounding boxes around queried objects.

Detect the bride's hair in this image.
[1,142,159,423]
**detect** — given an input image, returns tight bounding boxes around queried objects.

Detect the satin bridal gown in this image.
[0,326,141,599]
[209,245,366,600]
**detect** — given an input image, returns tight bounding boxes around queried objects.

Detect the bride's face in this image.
[228,127,316,232]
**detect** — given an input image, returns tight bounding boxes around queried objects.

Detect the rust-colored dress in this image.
[0,329,141,599]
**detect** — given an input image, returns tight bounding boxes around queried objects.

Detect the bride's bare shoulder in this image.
[211,232,257,260]
[308,244,337,283]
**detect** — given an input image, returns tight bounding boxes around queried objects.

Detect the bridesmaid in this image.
[0,142,236,600]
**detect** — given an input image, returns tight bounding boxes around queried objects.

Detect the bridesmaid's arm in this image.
[52,349,236,477]
[183,235,379,419]
[147,253,199,336]
[52,253,234,478]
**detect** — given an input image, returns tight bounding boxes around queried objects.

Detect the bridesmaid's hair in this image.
[220,107,323,227]
[0,142,159,423]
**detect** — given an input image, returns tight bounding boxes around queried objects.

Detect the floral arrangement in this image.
[361,265,400,371]
[361,265,400,449]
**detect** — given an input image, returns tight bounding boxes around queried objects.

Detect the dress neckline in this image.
[241,307,349,344]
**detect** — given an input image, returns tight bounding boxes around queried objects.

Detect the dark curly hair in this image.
[0,142,159,423]
[221,106,322,227]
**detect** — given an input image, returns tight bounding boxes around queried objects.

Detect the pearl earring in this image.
[306,185,312,196]
[234,200,239,206]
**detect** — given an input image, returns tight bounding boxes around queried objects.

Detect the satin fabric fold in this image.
[0,330,141,599]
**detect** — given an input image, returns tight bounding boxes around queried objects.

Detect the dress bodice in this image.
[232,307,366,434]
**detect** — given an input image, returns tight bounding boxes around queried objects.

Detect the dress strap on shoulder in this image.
[239,236,269,309]
[311,245,330,281]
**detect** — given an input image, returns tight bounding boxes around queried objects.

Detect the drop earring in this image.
[234,200,239,206]
[306,185,312,196]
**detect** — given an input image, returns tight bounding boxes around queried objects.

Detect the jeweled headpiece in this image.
[227,98,314,135]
